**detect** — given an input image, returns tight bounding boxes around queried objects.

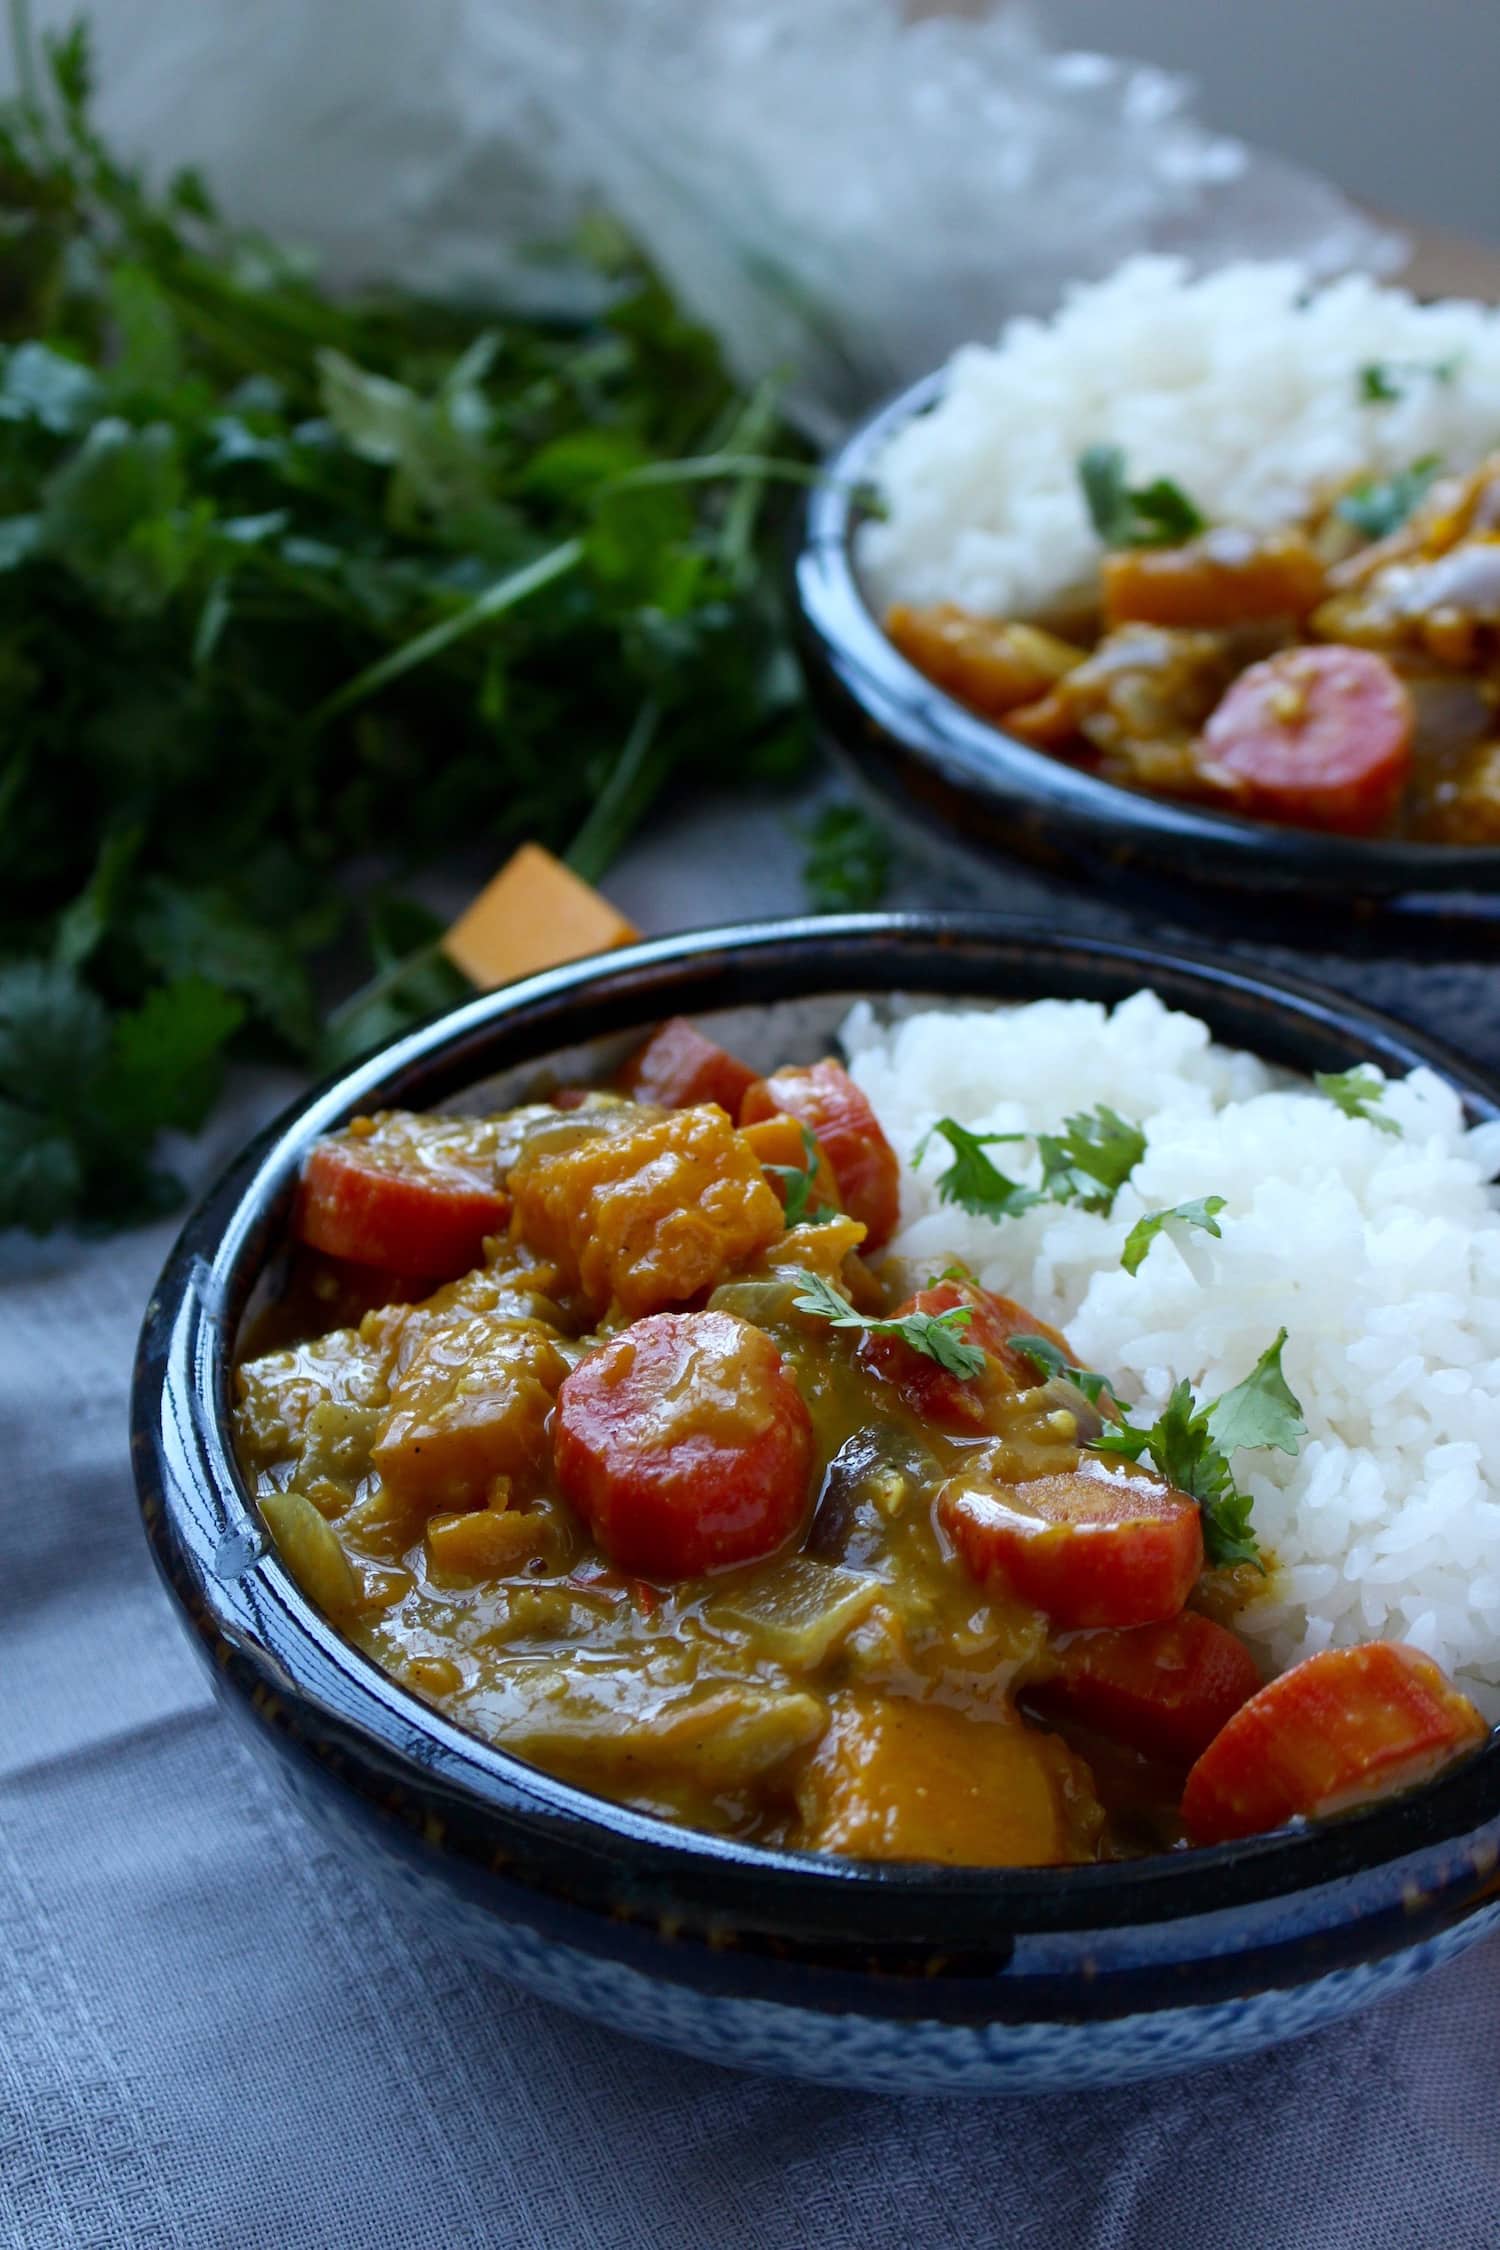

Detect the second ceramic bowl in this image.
[794,374,1500,945]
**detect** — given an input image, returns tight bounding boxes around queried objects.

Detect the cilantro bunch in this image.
[0,19,879,1232]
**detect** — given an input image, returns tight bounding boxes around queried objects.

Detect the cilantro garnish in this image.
[914,1119,1039,1221]
[1036,1106,1147,1215]
[1078,444,1207,549]
[0,22,820,1232]
[1121,1194,1227,1277]
[1093,1331,1305,1568]
[1336,457,1442,540]
[801,804,892,912]
[1314,1067,1401,1136]
[763,1124,837,1229]
[1006,1333,1117,1408]
[915,1105,1145,1223]
[791,1271,987,1379]
[1357,358,1461,404]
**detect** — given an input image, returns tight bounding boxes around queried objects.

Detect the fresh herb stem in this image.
[305,537,585,732]
[564,698,663,885]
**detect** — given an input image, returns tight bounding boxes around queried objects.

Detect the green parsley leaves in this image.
[763,1125,837,1228]
[1005,1333,1117,1408]
[915,1105,1145,1223]
[1094,1331,1305,1568]
[801,804,892,912]
[1315,1066,1402,1136]
[790,1271,987,1379]
[1121,1195,1227,1277]
[1336,456,1443,540]
[1078,444,1206,549]
[1357,358,1461,404]
[1037,1106,1147,1214]
[913,1120,1037,1220]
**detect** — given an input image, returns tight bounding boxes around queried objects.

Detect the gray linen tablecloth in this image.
[6,792,1500,2250]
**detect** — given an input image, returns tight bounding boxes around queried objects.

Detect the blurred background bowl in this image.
[794,374,1500,945]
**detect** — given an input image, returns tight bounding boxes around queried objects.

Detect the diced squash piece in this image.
[372,1311,569,1511]
[235,1329,389,1475]
[886,603,1084,719]
[795,1691,1103,1866]
[509,1103,783,1318]
[425,1505,557,1581]
[441,843,638,990]
[1102,530,1325,631]
[260,1488,362,1620]
[740,1112,841,1224]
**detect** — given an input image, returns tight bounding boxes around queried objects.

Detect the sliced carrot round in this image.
[1181,1641,1488,1845]
[939,1465,1203,1630]
[740,1059,901,1250]
[618,1017,759,1115]
[553,1309,813,1579]
[295,1112,512,1277]
[861,1280,1071,1434]
[1034,1611,1261,1764]
[1199,644,1413,836]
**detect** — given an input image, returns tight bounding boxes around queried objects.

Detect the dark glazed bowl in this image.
[794,373,1500,945]
[132,915,1500,2093]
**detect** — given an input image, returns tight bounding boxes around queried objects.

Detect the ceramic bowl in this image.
[132,915,1500,2094]
[794,374,1500,945]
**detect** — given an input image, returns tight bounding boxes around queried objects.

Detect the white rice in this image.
[843,990,1500,1716]
[858,257,1500,621]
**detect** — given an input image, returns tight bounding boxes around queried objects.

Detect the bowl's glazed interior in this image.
[795,376,1500,934]
[133,916,1500,1990]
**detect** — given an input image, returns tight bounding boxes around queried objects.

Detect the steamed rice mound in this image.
[844,991,1500,1717]
[859,257,1500,622]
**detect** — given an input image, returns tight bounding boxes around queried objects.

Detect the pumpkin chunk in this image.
[372,1311,569,1512]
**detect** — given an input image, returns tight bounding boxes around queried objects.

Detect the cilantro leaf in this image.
[1091,1334,1305,1569]
[1078,444,1206,549]
[1121,1194,1227,1277]
[1358,358,1462,405]
[1204,1328,1306,1458]
[914,1117,1038,1221]
[1336,457,1442,541]
[1005,1333,1117,1408]
[1036,1105,1146,1214]
[763,1123,837,1229]
[100,978,245,1138]
[801,803,891,912]
[1314,1066,1401,1136]
[791,1270,987,1379]
[1358,363,1402,403]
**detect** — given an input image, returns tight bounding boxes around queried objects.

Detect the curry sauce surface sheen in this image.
[235,1089,1206,1864]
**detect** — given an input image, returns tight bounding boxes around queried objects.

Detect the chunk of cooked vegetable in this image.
[860,1279,1069,1432]
[371,1311,569,1511]
[740,1113,841,1225]
[1181,1642,1487,1844]
[260,1488,363,1619]
[1102,531,1324,631]
[1033,1612,1261,1763]
[740,1059,901,1250]
[295,1111,516,1277]
[553,1310,814,1577]
[939,1463,1204,1628]
[885,604,1084,719]
[1198,645,1414,836]
[795,1691,1104,1865]
[509,1103,784,1317]
[618,1017,759,1115]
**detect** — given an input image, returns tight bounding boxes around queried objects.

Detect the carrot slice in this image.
[1181,1641,1488,1845]
[553,1309,813,1578]
[618,1017,759,1115]
[295,1113,512,1276]
[861,1280,1071,1433]
[740,1059,901,1250]
[1199,644,1414,836]
[939,1465,1203,1629]
[1033,1612,1261,1763]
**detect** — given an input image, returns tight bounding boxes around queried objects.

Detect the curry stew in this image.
[234,1017,1486,1866]
[886,453,1500,844]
